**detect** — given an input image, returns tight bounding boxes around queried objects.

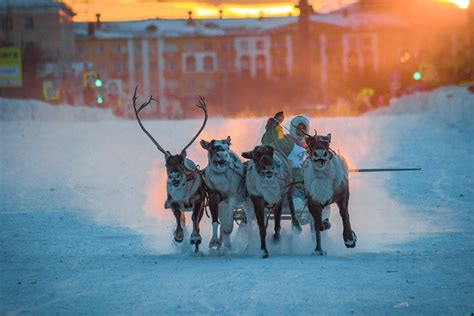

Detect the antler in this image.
[132,86,170,157]
[181,96,208,155]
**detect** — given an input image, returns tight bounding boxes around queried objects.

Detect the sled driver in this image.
[261,111,331,232]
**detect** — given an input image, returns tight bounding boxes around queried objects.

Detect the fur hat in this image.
[289,115,310,140]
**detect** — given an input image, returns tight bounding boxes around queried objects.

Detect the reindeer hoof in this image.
[174,229,184,243]
[261,249,269,258]
[273,233,281,243]
[344,230,357,248]
[209,238,222,248]
[190,233,202,245]
[291,220,302,234]
[314,248,326,256]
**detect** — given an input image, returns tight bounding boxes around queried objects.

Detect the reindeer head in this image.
[305,133,332,170]
[164,152,188,188]
[132,87,208,186]
[200,136,232,172]
[242,145,275,179]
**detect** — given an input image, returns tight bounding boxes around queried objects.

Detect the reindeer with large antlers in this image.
[132,87,208,253]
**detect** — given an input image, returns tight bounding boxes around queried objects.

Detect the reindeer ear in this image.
[241,151,253,159]
[200,139,210,150]
[327,133,332,142]
[180,150,187,160]
[226,136,231,145]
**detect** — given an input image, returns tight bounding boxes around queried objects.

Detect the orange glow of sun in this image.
[444,0,470,9]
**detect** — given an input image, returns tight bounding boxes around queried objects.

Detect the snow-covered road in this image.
[1,86,473,314]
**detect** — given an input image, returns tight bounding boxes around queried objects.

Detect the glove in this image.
[265,111,284,130]
[273,111,284,124]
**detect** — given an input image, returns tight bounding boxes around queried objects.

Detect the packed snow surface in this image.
[1,86,473,314]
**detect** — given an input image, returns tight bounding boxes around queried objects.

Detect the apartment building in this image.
[73,0,471,116]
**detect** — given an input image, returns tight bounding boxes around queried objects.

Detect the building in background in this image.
[2,0,470,116]
[0,0,75,100]
[73,0,471,117]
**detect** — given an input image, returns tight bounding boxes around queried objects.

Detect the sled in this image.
[232,195,313,229]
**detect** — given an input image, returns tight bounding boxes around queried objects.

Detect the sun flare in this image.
[445,0,470,9]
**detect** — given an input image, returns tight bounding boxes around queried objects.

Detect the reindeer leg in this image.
[221,199,235,249]
[308,199,324,255]
[208,192,221,248]
[171,203,184,243]
[251,196,269,258]
[288,191,302,234]
[336,190,356,248]
[190,199,204,253]
[273,203,282,243]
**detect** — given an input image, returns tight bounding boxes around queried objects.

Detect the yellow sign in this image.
[83,71,97,88]
[0,47,22,87]
[42,80,60,100]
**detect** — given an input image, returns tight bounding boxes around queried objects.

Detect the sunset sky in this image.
[63,0,355,21]
[62,0,470,22]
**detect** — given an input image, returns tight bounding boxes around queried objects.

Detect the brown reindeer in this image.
[302,133,357,255]
[242,145,293,258]
[132,87,208,253]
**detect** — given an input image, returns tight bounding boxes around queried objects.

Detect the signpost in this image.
[0,47,22,87]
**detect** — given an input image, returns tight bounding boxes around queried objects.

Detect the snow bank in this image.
[372,85,474,128]
[0,98,117,122]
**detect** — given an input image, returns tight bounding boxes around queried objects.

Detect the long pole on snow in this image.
[349,168,421,173]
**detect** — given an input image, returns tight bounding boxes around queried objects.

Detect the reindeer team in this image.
[133,89,357,258]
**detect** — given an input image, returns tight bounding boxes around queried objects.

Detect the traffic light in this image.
[413,71,422,81]
[95,76,103,105]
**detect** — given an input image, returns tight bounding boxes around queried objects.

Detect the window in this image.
[186,42,194,52]
[362,36,373,49]
[205,80,214,89]
[114,62,125,73]
[112,44,125,53]
[25,17,34,30]
[256,40,265,50]
[220,42,232,52]
[165,60,176,72]
[241,55,250,70]
[256,55,266,78]
[240,55,250,77]
[166,80,178,90]
[204,42,213,51]
[203,56,214,72]
[23,42,35,53]
[187,79,196,89]
[256,55,265,70]
[98,64,105,73]
[78,45,86,56]
[240,40,248,50]
[164,44,178,52]
[185,56,196,72]
[1,16,13,31]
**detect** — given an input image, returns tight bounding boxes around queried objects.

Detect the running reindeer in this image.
[302,133,357,255]
[242,145,293,258]
[132,87,208,253]
[200,136,249,249]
